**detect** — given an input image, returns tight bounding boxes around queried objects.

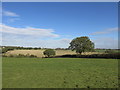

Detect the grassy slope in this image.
[3,57,118,88]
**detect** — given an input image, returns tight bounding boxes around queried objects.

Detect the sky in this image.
[1,2,118,49]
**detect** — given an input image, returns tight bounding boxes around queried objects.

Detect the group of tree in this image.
[0,46,42,53]
[1,47,15,53]
[1,46,42,50]
[55,48,69,50]
[2,36,118,58]
[43,36,94,57]
[1,36,119,59]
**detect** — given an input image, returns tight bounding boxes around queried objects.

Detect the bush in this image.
[2,54,37,58]
[2,48,14,53]
[2,54,7,57]
[43,49,56,57]
[54,53,120,59]
[29,55,37,58]
[105,49,115,54]
[17,54,37,58]
[9,54,14,57]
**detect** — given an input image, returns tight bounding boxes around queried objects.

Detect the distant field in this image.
[4,50,104,57]
[3,57,118,88]
[95,49,120,53]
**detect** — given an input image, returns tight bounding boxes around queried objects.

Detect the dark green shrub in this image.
[29,55,37,58]
[17,54,25,57]
[105,49,115,54]
[17,54,37,58]
[2,54,7,57]
[3,54,37,58]
[2,48,14,53]
[26,53,30,57]
[9,54,14,57]
[43,49,56,57]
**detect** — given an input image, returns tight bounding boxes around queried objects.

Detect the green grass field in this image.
[3,57,118,88]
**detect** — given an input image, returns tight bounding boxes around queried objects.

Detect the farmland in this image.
[3,57,118,88]
[4,50,104,57]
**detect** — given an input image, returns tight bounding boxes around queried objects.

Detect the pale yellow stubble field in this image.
[4,50,104,57]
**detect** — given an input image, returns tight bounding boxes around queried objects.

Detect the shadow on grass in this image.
[52,53,120,59]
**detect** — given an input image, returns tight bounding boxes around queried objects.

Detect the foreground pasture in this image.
[3,57,118,88]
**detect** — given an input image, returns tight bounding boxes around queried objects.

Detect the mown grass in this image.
[2,57,118,88]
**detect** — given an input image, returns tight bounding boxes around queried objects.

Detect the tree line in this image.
[1,36,119,57]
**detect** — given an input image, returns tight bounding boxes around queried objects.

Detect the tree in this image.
[43,49,56,57]
[105,49,115,54]
[69,36,94,54]
[1,47,14,53]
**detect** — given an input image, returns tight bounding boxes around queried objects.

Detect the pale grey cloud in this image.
[2,10,20,23]
[92,37,118,49]
[1,24,118,49]
[2,34,71,48]
[7,18,20,23]
[2,10,19,17]
[0,24,59,38]
[2,32,118,49]
[90,27,118,35]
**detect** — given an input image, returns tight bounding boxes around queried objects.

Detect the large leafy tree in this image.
[69,36,94,54]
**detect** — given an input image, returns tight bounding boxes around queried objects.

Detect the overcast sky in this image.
[1,2,118,49]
